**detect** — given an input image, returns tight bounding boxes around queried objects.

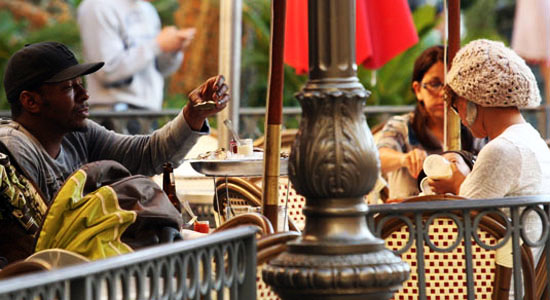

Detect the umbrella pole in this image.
[262,0,286,232]
[445,0,462,151]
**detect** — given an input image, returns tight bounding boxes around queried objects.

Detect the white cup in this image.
[237,138,253,156]
[423,154,452,179]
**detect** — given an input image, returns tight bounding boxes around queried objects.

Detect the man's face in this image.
[38,77,89,132]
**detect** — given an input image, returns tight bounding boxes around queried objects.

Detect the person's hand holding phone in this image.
[178,28,196,51]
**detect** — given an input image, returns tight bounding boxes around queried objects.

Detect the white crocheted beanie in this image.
[447,39,541,108]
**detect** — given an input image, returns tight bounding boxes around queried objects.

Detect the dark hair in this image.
[410,46,445,150]
[410,46,476,153]
[411,45,445,87]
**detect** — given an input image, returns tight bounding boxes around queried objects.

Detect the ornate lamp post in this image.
[262,0,409,298]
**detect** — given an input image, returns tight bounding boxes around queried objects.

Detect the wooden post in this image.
[262,0,286,231]
[217,0,242,150]
[445,0,462,151]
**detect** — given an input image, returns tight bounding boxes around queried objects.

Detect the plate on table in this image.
[189,156,289,177]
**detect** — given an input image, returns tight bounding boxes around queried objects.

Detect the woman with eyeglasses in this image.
[376,45,481,199]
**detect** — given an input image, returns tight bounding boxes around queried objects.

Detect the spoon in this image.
[223,119,241,145]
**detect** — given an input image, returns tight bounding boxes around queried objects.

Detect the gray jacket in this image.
[0,112,207,201]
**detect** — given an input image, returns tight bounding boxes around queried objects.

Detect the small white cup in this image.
[237,138,253,156]
[423,154,452,179]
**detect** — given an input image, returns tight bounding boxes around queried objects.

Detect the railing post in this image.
[238,234,257,300]
[463,210,475,300]
[414,213,427,300]
[511,207,523,300]
[69,277,90,300]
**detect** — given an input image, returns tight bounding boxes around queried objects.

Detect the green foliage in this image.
[0,10,81,109]
[462,0,507,44]
[151,0,180,25]
[162,90,188,109]
[241,0,306,108]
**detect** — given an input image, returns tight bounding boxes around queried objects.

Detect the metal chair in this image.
[213,177,304,232]
[372,196,537,300]
[213,212,301,300]
[253,129,298,152]
[535,246,549,300]
[213,177,263,224]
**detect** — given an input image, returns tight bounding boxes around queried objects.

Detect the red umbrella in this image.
[284,0,419,74]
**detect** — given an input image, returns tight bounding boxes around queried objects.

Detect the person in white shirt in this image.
[77,0,195,133]
[429,39,550,275]
[78,0,195,111]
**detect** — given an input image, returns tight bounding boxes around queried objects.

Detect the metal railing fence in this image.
[366,196,550,300]
[1,104,542,140]
[0,227,257,300]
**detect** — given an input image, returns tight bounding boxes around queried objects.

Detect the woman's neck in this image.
[483,107,525,140]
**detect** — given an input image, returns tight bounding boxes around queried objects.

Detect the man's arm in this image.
[85,111,207,176]
[85,75,230,175]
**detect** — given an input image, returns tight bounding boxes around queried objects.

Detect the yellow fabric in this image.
[35,170,136,260]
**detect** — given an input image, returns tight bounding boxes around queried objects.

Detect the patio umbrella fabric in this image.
[284,0,419,74]
[511,0,550,64]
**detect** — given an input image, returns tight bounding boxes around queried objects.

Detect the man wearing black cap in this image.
[0,41,229,201]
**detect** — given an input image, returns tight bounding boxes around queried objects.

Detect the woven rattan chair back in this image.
[278,177,306,231]
[213,212,300,300]
[376,197,536,300]
[214,177,263,223]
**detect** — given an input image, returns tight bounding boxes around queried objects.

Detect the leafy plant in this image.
[0,8,80,109]
[241,0,306,108]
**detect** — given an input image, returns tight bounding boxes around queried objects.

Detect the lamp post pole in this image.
[262,0,409,298]
[445,0,462,151]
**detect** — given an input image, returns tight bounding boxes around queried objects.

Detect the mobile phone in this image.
[193,101,216,111]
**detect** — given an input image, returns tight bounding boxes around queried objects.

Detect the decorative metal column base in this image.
[263,249,408,300]
[262,81,409,299]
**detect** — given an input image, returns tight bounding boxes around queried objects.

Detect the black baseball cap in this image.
[3,41,104,103]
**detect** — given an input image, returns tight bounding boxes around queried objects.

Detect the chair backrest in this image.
[375,197,536,300]
[535,247,548,300]
[213,212,274,236]
[256,231,301,300]
[213,177,263,222]
[0,259,50,279]
[213,212,301,300]
[278,177,306,231]
[213,177,306,231]
[253,129,298,153]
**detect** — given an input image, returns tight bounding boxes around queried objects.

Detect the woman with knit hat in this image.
[429,39,550,272]
[376,46,481,199]
[429,39,550,199]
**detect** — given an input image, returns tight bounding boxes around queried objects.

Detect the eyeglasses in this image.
[421,81,444,94]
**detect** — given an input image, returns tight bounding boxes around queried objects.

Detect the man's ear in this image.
[19,90,42,114]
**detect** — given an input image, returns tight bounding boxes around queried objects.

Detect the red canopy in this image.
[284,0,419,74]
